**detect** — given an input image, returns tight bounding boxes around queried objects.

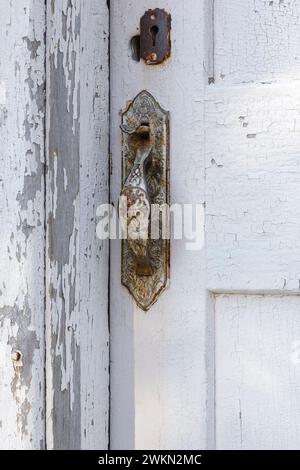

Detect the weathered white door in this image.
[110,0,300,450]
[2,0,300,452]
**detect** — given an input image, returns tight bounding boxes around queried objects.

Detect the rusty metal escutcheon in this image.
[140,8,171,65]
[120,91,170,311]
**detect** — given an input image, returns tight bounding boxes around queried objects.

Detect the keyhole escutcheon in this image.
[140,8,171,64]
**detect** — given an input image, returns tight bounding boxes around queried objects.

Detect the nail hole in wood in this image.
[11,350,22,362]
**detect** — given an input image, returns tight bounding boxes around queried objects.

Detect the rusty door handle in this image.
[120,91,170,311]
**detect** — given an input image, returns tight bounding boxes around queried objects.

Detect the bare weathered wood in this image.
[46,0,109,449]
[0,0,45,449]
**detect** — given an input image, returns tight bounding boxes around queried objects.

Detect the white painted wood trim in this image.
[110,0,214,450]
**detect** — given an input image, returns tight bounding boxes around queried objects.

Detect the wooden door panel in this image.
[214,0,300,84]
[215,294,300,450]
[210,1,300,450]
[206,83,300,292]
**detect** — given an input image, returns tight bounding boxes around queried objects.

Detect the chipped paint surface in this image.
[214,0,300,84]
[206,3,300,448]
[206,81,300,292]
[46,0,109,449]
[0,0,109,450]
[0,0,45,449]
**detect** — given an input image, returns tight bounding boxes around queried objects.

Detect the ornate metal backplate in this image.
[121,90,170,311]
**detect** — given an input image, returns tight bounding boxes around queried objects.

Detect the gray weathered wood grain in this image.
[46,0,109,449]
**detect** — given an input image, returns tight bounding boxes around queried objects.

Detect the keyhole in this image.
[150,25,159,47]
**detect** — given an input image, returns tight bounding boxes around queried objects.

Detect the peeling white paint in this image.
[46,0,109,450]
[0,0,45,450]
[0,81,6,103]
[0,0,108,451]
[63,168,68,192]
[52,153,58,218]
[48,0,80,127]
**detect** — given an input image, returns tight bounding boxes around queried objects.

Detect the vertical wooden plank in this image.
[79,1,110,450]
[110,0,213,449]
[0,0,45,449]
[216,294,300,450]
[46,0,109,449]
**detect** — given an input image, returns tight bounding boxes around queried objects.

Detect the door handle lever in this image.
[120,134,153,276]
